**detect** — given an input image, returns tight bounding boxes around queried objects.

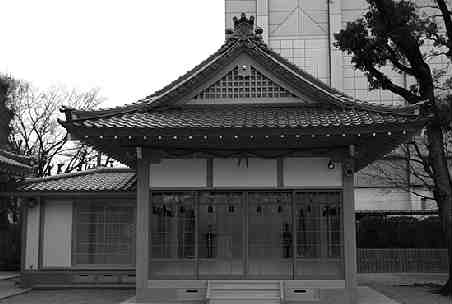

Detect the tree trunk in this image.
[425,123,452,295]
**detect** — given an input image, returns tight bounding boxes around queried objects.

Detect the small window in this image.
[73,200,135,266]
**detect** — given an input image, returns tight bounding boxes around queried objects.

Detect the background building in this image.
[225,0,440,212]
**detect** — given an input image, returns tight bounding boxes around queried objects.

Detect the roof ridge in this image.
[22,167,134,184]
[60,39,239,122]
[60,14,427,125]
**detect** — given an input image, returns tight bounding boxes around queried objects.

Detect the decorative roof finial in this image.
[225,13,263,41]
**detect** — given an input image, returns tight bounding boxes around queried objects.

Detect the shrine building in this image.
[18,14,428,304]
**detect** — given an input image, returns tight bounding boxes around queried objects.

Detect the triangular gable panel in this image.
[184,54,315,105]
[191,65,295,100]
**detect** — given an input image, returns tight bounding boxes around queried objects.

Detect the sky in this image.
[1,1,225,108]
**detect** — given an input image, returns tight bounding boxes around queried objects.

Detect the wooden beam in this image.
[20,199,27,274]
[135,154,150,301]
[38,198,44,269]
[277,158,284,187]
[206,158,213,188]
[342,157,357,304]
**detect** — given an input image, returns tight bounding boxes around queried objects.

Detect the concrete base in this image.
[121,287,400,304]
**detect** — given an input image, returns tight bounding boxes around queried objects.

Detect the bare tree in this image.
[8,81,104,177]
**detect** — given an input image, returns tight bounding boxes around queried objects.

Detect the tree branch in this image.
[366,65,423,104]
[436,0,452,57]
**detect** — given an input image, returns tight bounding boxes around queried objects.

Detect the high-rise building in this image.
[225,0,441,212]
[225,0,405,106]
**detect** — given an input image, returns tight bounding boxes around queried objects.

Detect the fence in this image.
[357,248,449,273]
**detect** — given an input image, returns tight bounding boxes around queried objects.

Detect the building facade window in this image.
[148,190,343,279]
[73,200,135,266]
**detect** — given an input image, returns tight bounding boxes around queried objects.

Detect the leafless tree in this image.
[8,81,105,177]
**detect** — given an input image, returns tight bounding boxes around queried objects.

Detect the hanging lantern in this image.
[256,205,262,214]
[208,205,214,213]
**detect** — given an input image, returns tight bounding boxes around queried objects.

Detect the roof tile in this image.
[69,105,421,131]
[19,168,135,192]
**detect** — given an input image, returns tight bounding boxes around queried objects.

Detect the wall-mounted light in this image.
[328,160,335,170]
[26,198,38,208]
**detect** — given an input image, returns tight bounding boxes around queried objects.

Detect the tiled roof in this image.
[68,104,424,131]
[0,149,33,177]
[60,15,426,128]
[19,168,136,192]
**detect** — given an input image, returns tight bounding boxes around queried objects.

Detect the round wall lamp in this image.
[328,160,335,170]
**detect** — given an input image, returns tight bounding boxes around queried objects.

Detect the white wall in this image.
[213,158,277,187]
[410,188,437,210]
[284,158,342,187]
[42,200,72,267]
[355,188,411,211]
[25,203,40,270]
[150,159,207,188]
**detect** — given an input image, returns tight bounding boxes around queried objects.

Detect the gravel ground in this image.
[0,289,134,304]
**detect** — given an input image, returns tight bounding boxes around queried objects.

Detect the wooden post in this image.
[37,198,44,269]
[20,199,27,273]
[136,149,150,302]
[291,191,297,279]
[343,157,357,304]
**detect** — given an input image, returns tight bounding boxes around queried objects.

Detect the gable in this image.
[184,54,315,105]
[191,65,296,101]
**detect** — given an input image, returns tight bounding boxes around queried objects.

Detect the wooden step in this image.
[209,280,280,290]
[210,290,280,299]
[207,280,281,304]
[210,300,280,304]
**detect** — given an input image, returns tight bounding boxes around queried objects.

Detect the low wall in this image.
[357,248,448,273]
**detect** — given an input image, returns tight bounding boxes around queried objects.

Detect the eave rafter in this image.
[67,123,422,170]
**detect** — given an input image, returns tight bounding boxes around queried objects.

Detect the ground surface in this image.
[358,273,451,304]
[0,274,450,304]
[0,289,134,304]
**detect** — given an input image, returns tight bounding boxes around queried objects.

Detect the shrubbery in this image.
[357,215,447,248]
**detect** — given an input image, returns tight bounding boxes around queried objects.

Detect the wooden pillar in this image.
[136,149,150,301]
[343,157,357,304]
[20,198,27,273]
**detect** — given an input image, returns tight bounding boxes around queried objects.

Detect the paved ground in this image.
[0,272,29,302]
[0,274,449,303]
[358,273,451,304]
[0,289,135,304]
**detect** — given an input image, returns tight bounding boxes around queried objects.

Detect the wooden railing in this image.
[357,248,448,273]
